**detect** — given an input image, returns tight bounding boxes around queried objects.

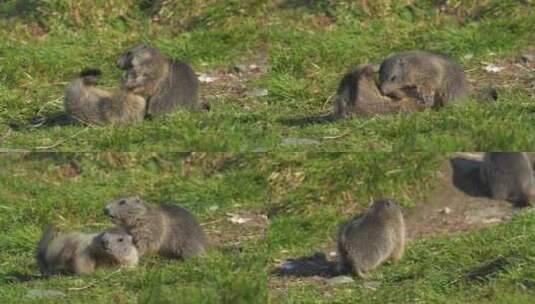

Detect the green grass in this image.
[2,152,534,303]
[0,0,534,151]
[0,153,269,303]
[265,152,535,303]
[1,0,535,303]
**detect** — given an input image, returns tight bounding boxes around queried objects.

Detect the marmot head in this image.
[104,196,149,226]
[96,227,138,265]
[369,198,403,222]
[378,54,411,98]
[117,44,157,70]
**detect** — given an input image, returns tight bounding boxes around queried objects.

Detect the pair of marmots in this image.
[336,152,535,278]
[64,44,203,125]
[333,50,470,118]
[37,196,207,276]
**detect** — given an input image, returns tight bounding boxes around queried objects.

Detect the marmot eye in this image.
[390,76,396,82]
[119,200,126,205]
[118,238,124,242]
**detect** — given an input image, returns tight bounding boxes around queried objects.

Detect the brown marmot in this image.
[64,68,146,125]
[378,50,469,108]
[337,198,406,278]
[36,225,139,276]
[480,152,535,207]
[334,64,424,118]
[103,196,207,259]
[116,44,204,115]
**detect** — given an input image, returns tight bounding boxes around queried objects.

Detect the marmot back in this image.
[480,152,535,207]
[36,225,138,276]
[334,64,424,118]
[104,196,207,259]
[378,50,469,108]
[337,198,405,278]
[64,68,146,125]
[117,44,202,116]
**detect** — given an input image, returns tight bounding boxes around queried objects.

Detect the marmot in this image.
[334,64,424,118]
[337,198,405,278]
[480,152,535,207]
[103,196,207,259]
[64,68,146,125]
[116,44,204,115]
[378,50,469,108]
[36,225,139,276]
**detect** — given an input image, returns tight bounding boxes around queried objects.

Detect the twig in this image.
[201,218,224,226]
[0,148,31,153]
[322,132,349,140]
[35,128,89,150]
[321,93,336,110]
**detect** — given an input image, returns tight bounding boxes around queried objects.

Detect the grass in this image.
[0,153,269,303]
[1,0,535,303]
[265,152,535,303]
[0,0,534,151]
[2,152,534,303]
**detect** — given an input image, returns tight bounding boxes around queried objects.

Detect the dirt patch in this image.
[466,49,535,97]
[405,152,516,240]
[198,53,269,107]
[203,212,268,252]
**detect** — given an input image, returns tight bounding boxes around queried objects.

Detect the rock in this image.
[484,64,504,73]
[439,207,452,215]
[26,289,65,299]
[247,88,268,97]
[521,53,534,63]
[233,64,247,74]
[198,74,217,83]
[327,275,355,285]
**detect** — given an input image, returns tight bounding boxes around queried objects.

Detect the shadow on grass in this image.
[0,0,38,18]
[2,272,42,283]
[9,112,74,130]
[278,113,339,127]
[449,156,488,198]
[272,252,339,278]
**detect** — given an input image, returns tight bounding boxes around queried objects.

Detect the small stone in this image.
[521,53,534,63]
[329,251,337,258]
[464,54,474,60]
[208,205,219,212]
[440,207,452,215]
[26,289,65,299]
[327,275,355,285]
[198,74,217,83]
[247,88,268,97]
[484,64,504,73]
[233,64,247,74]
